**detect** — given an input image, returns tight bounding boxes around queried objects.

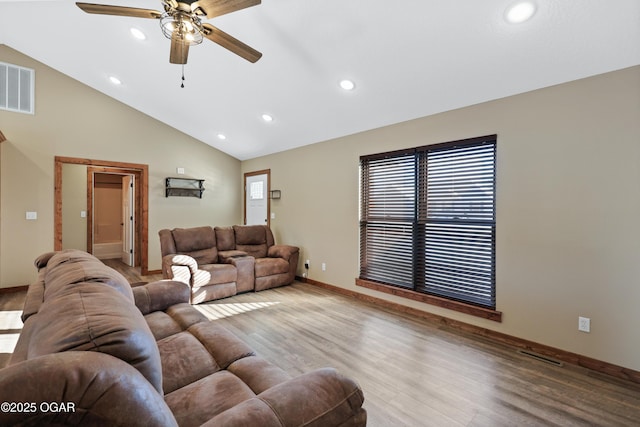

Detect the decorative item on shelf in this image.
[270,190,281,199]
[165,177,205,198]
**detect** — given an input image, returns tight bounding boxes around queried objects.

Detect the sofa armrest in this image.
[162,254,199,285]
[0,352,178,427]
[21,280,45,322]
[133,280,190,314]
[201,368,365,427]
[33,251,56,270]
[218,250,248,263]
[163,254,198,273]
[268,244,299,261]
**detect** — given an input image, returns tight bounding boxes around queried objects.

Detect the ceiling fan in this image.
[75,0,262,65]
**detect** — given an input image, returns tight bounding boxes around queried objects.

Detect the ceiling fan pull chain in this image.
[181,64,185,88]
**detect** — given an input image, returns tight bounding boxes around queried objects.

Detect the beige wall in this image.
[242,66,640,372]
[0,45,242,286]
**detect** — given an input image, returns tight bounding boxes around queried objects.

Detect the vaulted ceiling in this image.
[1,0,639,160]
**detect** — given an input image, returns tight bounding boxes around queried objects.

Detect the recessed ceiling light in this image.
[130,27,146,40]
[339,79,355,91]
[217,133,226,140]
[262,114,273,122]
[505,1,537,24]
[109,76,122,85]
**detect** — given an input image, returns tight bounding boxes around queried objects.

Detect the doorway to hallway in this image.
[88,169,137,267]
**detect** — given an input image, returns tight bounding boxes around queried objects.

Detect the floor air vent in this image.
[0,61,35,114]
[517,349,564,367]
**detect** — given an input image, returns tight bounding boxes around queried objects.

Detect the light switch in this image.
[80,211,87,218]
[177,167,185,175]
[271,212,276,219]
[26,211,37,220]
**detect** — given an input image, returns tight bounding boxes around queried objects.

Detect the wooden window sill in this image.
[356,278,502,322]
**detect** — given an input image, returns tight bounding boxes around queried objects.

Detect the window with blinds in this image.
[360,135,496,309]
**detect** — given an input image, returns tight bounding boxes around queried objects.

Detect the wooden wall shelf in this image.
[165,177,205,198]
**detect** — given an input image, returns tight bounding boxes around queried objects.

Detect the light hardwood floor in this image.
[1,262,639,426]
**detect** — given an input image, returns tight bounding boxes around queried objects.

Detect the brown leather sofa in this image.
[159,225,299,304]
[0,249,366,426]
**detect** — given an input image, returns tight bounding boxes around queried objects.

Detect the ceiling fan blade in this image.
[202,23,262,63]
[76,3,162,19]
[170,33,190,64]
[191,0,260,19]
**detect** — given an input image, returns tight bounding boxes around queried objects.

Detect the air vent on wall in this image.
[0,62,35,114]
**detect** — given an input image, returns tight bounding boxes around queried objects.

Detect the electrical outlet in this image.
[578,316,591,333]
[304,260,310,270]
[321,263,326,271]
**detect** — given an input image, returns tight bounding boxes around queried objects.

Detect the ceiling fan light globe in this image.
[160,12,204,45]
[160,13,177,38]
[184,30,203,45]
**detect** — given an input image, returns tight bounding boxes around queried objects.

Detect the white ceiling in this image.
[1,0,639,160]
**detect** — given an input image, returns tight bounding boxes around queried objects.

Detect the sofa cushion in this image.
[227,356,291,394]
[192,283,237,304]
[25,281,163,394]
[234,225,269,258]
[158,331,220,394]
[235,244,268,258]
[44,250,133,302]
[144,311,185,341]
[144,300,209,341]
[187,322,255,369]
[173,227,218,264]
[214,226,236,251]
[255,257,290,277]
[165,371,257,427]
[233,225,266,245]
[199,263,237,285]
[186,248,219,266]
[167,303,210,329]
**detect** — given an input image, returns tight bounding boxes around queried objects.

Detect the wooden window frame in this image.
[358,135,502,321]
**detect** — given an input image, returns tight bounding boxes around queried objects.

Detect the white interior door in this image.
[121,174,135,266]
[245,173,268,225]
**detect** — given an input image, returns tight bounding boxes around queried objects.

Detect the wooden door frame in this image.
[54,156,150,274]
[243,169,270,226]
[87,167,142,267]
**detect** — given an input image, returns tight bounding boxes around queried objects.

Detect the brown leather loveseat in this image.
[0,249,366,426]
[159,225,299,304]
